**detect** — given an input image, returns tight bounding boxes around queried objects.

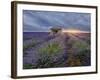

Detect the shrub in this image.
[73,40,89,52]
[35,43,62,68]
[39,43,62,56]
[76,49,91,66]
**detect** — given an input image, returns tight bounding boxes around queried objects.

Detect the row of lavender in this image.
[23,32,91,69]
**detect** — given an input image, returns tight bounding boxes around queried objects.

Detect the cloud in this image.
[23,10,91,32]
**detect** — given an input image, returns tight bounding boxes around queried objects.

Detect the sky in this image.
[23,10,91,32]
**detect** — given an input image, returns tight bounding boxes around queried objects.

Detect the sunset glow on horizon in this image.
[62,29,90,33]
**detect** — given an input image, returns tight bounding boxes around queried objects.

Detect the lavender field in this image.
[23,32,91,69]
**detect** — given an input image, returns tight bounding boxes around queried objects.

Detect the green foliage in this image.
[86,38,91,44]
[34,43,62,68]
[66,39,90,66]
[23,64,33,69]
[39,43,62,56]
[35,56,55,68]
[76,49,90,59]
[23,39,36,51]
[73,41,88,51]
